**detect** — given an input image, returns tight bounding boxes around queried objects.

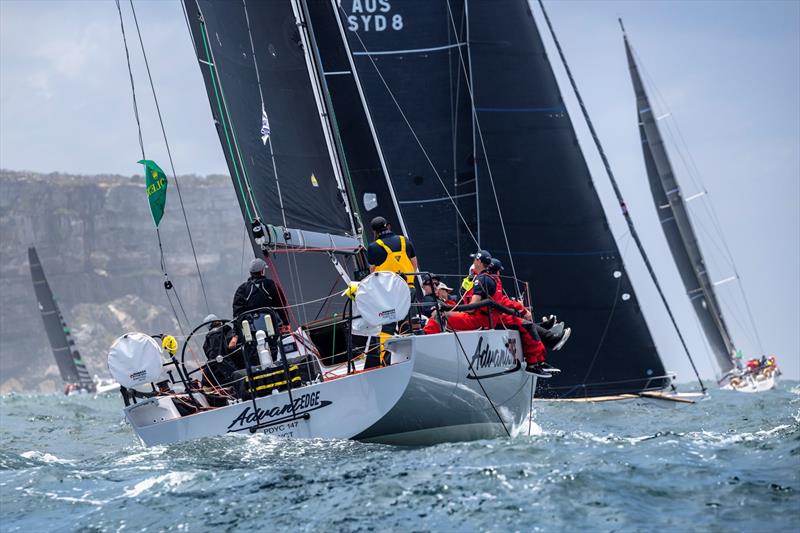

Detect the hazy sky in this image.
[1,0,798,381]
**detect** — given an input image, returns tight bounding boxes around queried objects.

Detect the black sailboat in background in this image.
[28,247,96,394]
[337,0,672,398]
[621,22,778,392]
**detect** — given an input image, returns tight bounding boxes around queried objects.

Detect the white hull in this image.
[722,372,779,393]
[124,330,535,447]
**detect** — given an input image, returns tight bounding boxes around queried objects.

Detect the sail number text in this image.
[345,0,403,32]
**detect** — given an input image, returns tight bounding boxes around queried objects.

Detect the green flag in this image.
[139,159,168,226]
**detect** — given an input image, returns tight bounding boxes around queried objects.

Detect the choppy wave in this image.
[1,383,798,532]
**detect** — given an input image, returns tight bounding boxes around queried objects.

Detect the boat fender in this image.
[242,320,253,342]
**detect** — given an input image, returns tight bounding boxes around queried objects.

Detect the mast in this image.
[302,0,410,240]
[290,0,358,237]
[621,19,736,376]
[28,247,95,391]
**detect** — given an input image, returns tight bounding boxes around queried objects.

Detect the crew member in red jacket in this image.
[424,250,548,372]
[487,258,571,355]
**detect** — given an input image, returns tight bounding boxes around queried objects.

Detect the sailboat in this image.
[621,21,779,393]
[336,0,679,399]
[28,247,118,395]
[107,0,537,447]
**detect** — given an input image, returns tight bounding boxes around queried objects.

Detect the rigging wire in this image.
[241,0,289,231]
[193,1,262,223]
[444,0,523,298]
[114,0,187,335]
[335,4,480,249]
[536,0,706,392]
[128,0,210,315]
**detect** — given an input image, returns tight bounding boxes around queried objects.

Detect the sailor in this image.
[487,258,570,352]
[366,216,418,283]
[200,313,238,387]
[419,275,439,317]
[365,216,418,368]
[425,251,554,374]
[232,258,289,325]
[435,281,457,305]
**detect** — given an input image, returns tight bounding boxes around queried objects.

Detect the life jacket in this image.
[472,272,504,318]
[488,273,525,318]
[374,236,415,287]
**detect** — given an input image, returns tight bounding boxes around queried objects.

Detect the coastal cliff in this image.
[0,170,247,392]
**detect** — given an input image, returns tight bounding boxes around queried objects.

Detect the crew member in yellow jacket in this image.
[365,216,418,369]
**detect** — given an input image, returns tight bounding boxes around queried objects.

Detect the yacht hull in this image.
[123,330,533,447]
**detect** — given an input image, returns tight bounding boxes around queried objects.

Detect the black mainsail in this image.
[28,247,95,391]
[339,0,669,397]
[337,0,478,277]
[622,23,736,376]
[182,0,378,322]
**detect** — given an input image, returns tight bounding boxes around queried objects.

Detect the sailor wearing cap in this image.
[366,216,418,287]
[231,257,289,324]
[365,216,418,369]
[423,249,496,334]
[424,250,552,373]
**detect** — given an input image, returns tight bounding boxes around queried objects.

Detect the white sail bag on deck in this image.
[107,332,164,388]
[354,271,411,326]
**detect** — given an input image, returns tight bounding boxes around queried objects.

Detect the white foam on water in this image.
[685,424,793,447]
[123,471,196,498]
[20,450,74,465]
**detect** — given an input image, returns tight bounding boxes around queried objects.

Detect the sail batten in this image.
[623,29,736,374]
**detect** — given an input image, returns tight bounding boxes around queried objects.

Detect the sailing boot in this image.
[553,327,571,351]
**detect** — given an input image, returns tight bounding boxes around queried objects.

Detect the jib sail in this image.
[623,27,736,375]
[28,247,95,391]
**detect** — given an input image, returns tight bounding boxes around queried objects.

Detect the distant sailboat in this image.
[28,247,117,395]
[620,20,778,392]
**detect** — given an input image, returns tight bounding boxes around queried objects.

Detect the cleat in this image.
[553,327,571,351]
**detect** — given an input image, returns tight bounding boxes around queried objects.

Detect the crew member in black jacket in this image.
[232,258,289,325]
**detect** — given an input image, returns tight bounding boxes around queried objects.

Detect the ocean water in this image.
[1,382,798,532]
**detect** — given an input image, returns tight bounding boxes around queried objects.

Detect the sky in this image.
[0,0,798,381]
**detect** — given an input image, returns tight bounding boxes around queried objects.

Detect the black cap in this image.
[488,258,504,273]
[370,216,388,231]
[470,250,492,265]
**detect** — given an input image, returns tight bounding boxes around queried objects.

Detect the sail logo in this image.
[378,308,397,321]
[344,0,403,32]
